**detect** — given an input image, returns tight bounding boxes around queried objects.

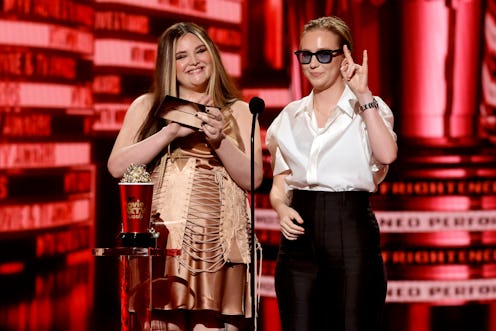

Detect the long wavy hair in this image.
[137,22,241,143]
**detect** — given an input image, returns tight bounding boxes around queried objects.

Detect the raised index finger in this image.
[343,44,354,64]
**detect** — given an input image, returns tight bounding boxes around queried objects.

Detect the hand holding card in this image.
[156,95,208,129]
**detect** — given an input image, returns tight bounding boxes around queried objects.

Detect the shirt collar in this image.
[338,85,359,118]
[293,92,313,118]
[294,85,359,119]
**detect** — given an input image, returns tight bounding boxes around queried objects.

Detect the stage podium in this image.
[93,247,167,331]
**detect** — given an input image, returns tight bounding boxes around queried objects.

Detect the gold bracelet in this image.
[359,98,378,113]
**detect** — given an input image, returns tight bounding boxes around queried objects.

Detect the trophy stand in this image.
[93,173,168,331]
[93,247,165,331]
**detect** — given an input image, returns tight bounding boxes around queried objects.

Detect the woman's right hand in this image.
[269,173,304,240]
[278,205,305,240]
[162,121,195,138]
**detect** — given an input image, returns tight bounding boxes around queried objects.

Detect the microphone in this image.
[249,96,265,115]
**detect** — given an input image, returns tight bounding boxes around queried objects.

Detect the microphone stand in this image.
[250,111,258,330]
[248,96,263,330]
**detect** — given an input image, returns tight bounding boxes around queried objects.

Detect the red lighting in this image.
[0,1,495,331]
[0,262,25,275]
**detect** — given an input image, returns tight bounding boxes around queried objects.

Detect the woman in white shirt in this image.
[266,16,397,331]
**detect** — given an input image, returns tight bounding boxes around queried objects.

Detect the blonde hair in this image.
[302,16,353,51]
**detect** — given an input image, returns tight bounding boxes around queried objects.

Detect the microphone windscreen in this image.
[249,97,265,115]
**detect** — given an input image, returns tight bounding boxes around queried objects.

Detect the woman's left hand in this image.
[340,44,370,96]
[196,106,225,148]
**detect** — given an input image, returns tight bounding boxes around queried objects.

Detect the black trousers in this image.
[274,190,387,331]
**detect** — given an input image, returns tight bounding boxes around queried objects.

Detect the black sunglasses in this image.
[294,49,343,64]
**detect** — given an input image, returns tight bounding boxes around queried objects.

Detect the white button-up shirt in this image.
[266,85,396,192]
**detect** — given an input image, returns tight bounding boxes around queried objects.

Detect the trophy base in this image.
[118,232,156,248]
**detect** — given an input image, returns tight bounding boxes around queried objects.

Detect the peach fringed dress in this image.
[129,107,253,318]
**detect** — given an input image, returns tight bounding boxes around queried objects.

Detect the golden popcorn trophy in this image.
[118,164,157,248]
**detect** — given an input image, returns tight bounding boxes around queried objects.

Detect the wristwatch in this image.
[359,98,378,113]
